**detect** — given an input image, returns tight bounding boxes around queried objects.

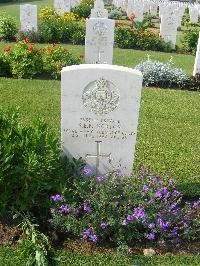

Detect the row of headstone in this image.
[20,0,81,32]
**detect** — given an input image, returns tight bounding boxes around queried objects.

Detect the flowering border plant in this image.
[49,165,199,246]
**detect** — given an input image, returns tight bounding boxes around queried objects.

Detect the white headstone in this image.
[54,0,71,15]
[189,6,199,24]
[91,0,108,18]
[85,18,115,64]
[193,32,200,76]
[20,4,38,32]
[61,64,143,176]
[160,10,178,48]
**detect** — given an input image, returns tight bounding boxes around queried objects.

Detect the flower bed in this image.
[0,40,82,79]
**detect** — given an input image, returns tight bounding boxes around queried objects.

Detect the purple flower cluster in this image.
[60,204,70,214]
[82,166,93,177]
[83,204,91,212]
[96,175,105,183]
[100,223,108,229]
[51,194,63,202]
[82,227,98,242]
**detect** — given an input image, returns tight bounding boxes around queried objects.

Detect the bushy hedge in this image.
[0,13,17,40]
[0,40,82,79]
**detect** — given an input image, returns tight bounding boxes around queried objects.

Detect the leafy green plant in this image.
[0,13,17,40]
[9,40,43,78]
[0,109,76,215]
[42,44,82,79]
[0,52,11,77]
[108,8,124,20]
[72,0,94,19]
[181,23,200,54]
[18,214,53,266]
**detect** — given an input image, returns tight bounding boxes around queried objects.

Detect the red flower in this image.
[27,45,34,51]
[79,54,84,59]
[128,12,136,21]
[3,45,12,53]
[40,48,46,53]
[150,30,154,36]
[25,38,32,43]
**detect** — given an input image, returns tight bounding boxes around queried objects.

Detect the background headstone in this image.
[20,4,38,32]
[85,18,115,64]
[91,0,108,18]
[54,0,71,15]
[61,64,143,176]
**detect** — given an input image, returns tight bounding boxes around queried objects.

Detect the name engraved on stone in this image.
[82,78,120,115]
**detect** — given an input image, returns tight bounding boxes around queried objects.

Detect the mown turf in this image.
[0,78,199,197]
[0,246,200,266]
[0,42,195,75]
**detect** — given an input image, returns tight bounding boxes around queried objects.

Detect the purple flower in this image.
[169,178,175,184]
[134,207,146,220]
[172,190,181,196]
[193,201,200,207]
[51,194,63,202]
[96,175,105,183]
[127,214,134,221]
[148,223,155,228]
[50,208,55,214]
[83,204,91,212]
[60,204,70,214]
[100,223,108,229]
[82,166,93,176]
[170,203,177,209]
[147,233,155,240]
[82,227,93,239]
[90,234,98,243]
[142,185,149,192]
[116,168,125,177]
[155,190,162,197]
[122,219,128,225]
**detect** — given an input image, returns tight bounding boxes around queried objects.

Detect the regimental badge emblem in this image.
[82,78,120,115]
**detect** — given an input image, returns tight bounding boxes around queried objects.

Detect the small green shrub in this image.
[0,109,78,215]
[181,23,200,54]
[71,23,86,45]
[72,1,93,18]
[9,40,43,78]
[42,44,81,79]
[0,13,17,40]
[108,8,124,20]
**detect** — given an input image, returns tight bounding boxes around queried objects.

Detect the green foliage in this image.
[115,24,173,52]
[18,214,53,266]
[0,42,81,79]
[0,52,11,77]
[0,13,17,40]
[42,44,81,79]
[71,23,85,45]
[0,109,74,214]
[108,8,124,20]
[181,23,200,54]
[9,41,43,78]
[72,0,94,18]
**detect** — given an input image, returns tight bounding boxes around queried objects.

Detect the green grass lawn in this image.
[0,246,199,266]
[0,77,199,197]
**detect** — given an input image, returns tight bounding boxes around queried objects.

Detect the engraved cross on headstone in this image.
[85,140,111,176]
